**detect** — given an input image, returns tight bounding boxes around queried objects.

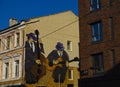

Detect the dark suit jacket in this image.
[25,40,44,70]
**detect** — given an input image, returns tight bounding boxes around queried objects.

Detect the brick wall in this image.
[79,0,120,78]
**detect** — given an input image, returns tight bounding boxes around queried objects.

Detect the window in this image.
[68,69,73,80]
[14,32,20,47]
[2,57,10,79]
[92,53,104,75]
[2,62,9,79]
[15,60,19,77]
[5,63,9,79]
[91,22,102,42]
[16,33,20,46]
[12,55,21,78]
[90,0,101,11]
[6,36,11,50]
[67,40,72,51]
[0,39,1,52]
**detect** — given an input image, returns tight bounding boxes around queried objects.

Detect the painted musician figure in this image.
[47,42,69,83]
[25,32,45,84]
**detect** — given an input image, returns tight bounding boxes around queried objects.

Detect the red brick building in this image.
[78,0,120,79]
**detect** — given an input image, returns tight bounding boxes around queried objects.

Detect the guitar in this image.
[46,57,79,71]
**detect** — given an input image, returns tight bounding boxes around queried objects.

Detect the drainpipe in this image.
[78,0,81,85]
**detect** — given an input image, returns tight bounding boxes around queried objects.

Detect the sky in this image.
[0,0,78,30]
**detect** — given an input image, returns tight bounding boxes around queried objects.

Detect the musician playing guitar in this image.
[47,42,69,83]
[25,31,45,84]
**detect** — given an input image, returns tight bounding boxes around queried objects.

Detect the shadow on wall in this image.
[7,85,25,87]
[79,63,120,87]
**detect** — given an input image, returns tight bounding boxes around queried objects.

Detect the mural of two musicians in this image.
[25,30,78,84]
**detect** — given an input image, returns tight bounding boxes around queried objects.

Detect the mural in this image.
[25,30,79,85]
[25,30,46,84]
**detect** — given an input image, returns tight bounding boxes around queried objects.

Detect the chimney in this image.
[9,18,18,26]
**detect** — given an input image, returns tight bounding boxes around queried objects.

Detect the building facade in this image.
[0,11,80,87]
[78,0,120,79]
[0,19,25,86]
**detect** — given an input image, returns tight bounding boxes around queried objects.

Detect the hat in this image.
[26,33,37,41]
[56,42,64,51]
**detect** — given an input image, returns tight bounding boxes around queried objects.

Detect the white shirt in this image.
[57,51,63,57]
[29,41,35,52]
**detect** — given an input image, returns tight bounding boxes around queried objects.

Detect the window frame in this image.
[67,40,72,51]
[6,36,11,50]
[91,21,103,43]
[92,53,104,76]
[2,59,10,80]
[90,0,101,12]
[0,39,1,52]
[5,62,9,79]
[68,69,73,80]
[14,32,20,47]
[15,60,19,77]
[12,55,21,78]
[16,32,20,47]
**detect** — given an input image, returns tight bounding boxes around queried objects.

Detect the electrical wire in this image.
[41,19,78,38]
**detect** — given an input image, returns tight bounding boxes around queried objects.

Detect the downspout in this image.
[78,0,81,84]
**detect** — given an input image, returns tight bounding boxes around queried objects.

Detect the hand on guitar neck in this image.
[36,59,41,65]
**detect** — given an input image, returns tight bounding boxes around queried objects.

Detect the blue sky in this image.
[0,0,78,30]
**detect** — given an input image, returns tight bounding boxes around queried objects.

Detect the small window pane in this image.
[0,39,1,52]
[6,36,11,50]
[68,69,73,80]
[15,60,19,77]
[90,0,101,11]
[5,63,9,79]
[91,22,102,42]
[67,41,72,51]
[92,53,104,75]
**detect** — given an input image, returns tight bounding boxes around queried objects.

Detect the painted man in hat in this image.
[25,32,45,84]
[47,42,69,83]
